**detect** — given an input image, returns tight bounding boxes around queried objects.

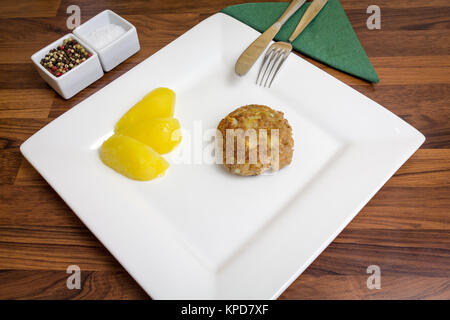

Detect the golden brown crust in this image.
[217,104,294,176]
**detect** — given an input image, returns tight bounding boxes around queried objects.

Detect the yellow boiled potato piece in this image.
[115,87,175,132]
[116,117,182,154]
[100,134,169,181]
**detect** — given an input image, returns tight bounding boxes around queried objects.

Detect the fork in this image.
[256,0,328,87]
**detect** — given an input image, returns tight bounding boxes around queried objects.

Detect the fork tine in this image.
[261,48,281,87]
[268,51,289,88]
[256,47,274,86]
[264,49,285,87]
[257,49,274,86]
[261,49,281,87]
[258,47,279,86]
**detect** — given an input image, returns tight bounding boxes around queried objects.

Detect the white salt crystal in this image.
[87,23,126,49]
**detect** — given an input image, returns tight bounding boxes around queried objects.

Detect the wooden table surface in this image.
[0,0,449,300]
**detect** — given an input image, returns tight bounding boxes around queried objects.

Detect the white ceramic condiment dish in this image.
[31,33,103,99]
[74,10,140,72]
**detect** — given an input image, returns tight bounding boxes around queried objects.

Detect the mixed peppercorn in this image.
[40,38,92,77]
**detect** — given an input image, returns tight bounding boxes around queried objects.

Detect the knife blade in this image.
[234,0,306,76]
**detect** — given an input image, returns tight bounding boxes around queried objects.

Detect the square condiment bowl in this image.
[31,33,104,99]
[74,10,140,72]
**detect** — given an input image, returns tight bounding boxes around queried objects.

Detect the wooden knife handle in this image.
[277,0,307,26]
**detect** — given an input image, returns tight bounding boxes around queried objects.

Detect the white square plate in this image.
[21,13,424,299]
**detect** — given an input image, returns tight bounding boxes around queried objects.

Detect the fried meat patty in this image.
[217,104,293,176]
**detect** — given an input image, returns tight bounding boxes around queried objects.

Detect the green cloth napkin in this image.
[221,0,379,83]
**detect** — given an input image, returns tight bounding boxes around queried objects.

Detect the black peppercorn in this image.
[40,37,92,77]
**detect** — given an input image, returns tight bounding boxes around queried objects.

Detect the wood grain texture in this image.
[0,0,449,300]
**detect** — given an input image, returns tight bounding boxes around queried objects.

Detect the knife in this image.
[234,0,306,76]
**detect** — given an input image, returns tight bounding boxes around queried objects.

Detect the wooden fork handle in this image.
[288,0,328,42]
